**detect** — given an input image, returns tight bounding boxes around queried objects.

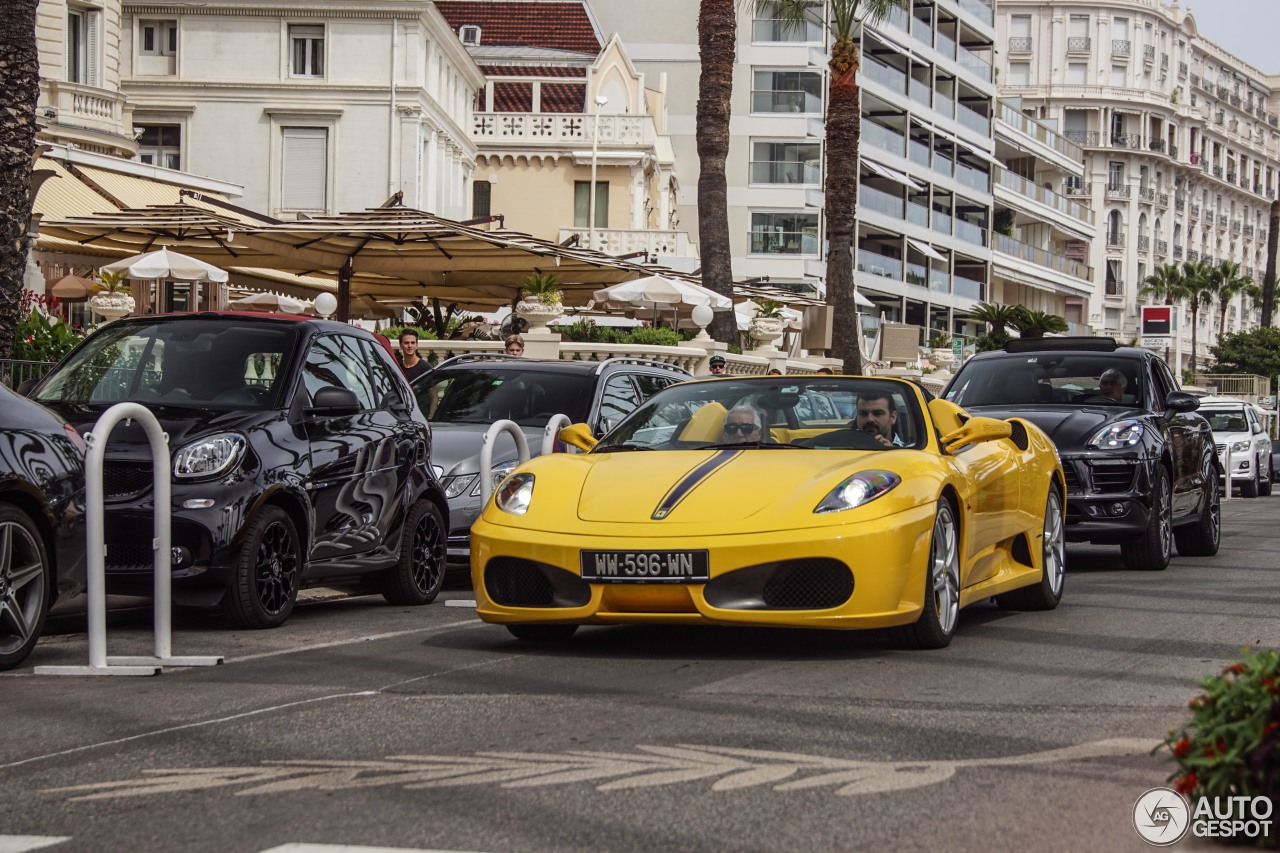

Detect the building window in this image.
[749,211,820,255]
[136,125,181,170]
[66,7,100,85]
[1066,62,1087,84]
[752,4,823,43]
[459,25,481,47]
[750,141,821,185]
[472,180,491,218]
[139,20,177,56]
[1108,162,1124,189]
[1008,62,1030,87]
[574,181,608,228]
[289,25,325,77]
[281,127,328,211]
[751,69,823,114]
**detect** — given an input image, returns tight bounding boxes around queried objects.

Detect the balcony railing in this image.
[1138,187,1155,202]
[559,228,694,256]
[1179,61,1188,77]
[1063,181,1091,196]
[998,169,1095,225]
[1105,279,1123,297]
[1064,130,1099,147]
[1007,36,1032,52]
[750,160,821,185]
[1218,215,1229,228]
[958,46,992,82]
[1106,184,1130,199]
[1113,39,1131,55]
[863,57,907,94]
[859,183,906,219]
[957,0,994,27]
[992,233,1092,282]
[997,102,1084,160]
[1143,45,1155,61]
[44,81,130,138]
[953,219,987,247]
[1138,235,1150,251]
[1111,133,1142,149]
[751,89,823,114]
[1188,250,1200,261]
[1245,225,1255,238]
[1190,205,1200,219]
[956,105,991,135]
[473,113,656,145]
[1106,230,1126,247]
[1067,36,1091,52]
[1174,245,1184,259]
[1148,139,1166,154]
[857,248,903,280]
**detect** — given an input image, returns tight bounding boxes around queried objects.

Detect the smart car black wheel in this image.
[996,485,1065,611]
[382,500,446,605]
[1175,454,1222,558]
[224,506,301,629]
[507,623,579,641]
[1121,466,1172,571]
[902,499,960,649]
[0,505,50,671]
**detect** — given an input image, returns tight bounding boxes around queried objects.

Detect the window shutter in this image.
[472,181,491,218]
[282,128,328,210]
[86,11,100,87]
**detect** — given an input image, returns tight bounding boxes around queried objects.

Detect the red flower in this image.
[1224,663,1245,675]
[1172,737,1191,758]
[1175,773,1198,795]
[1189,696,1207,710]
[1205,744,1217,758]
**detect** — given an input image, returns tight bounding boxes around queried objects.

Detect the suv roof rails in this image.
[592,356,693,376]
[1004,337,1119,354]
[430,352,524,371]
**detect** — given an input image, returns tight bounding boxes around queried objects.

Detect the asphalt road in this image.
[2,496,1277,853]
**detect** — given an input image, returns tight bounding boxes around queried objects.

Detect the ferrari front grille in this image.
[704,559,853,611]
[485,558,590,608]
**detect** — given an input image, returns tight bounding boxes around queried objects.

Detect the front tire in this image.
[996,485,1065,611]
[1121,466,1172,571]
[1175,455,1222,557]
[382,500,447,605]
[1242,464,1260,498]
[507,623,579,641]
[223,506,301,629]
[1258,457,1273,497]
[901,500,960,649]
[0,505,51,671]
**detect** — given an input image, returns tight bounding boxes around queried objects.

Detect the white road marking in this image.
[0,837,70,853]
[231,618,484,663]
[444,600,476,608]
[260,845,489,853]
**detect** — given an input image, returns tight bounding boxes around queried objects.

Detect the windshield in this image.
[34,318,299,410]
[1204,410,1249,433]
[594,377,924,451]
[946,355,1145,408]
[416,368,594,426]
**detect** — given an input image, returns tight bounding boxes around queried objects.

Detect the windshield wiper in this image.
[593,444,655,453]
[697,441,808,450]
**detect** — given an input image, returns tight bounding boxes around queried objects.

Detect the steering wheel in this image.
[794,428,888,450]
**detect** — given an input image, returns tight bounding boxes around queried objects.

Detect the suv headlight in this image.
[495,473,534,515]
[1086,420,1144,449]
[815,471,900,514]
[1229,440,1251,454]
[173,433,246,479]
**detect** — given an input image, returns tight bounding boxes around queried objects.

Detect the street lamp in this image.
[588,94,608,252]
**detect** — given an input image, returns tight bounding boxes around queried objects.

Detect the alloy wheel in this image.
[0,521,45,658]
[255,521,299,616]
[930,503,960,636]
[410,510,445,594]
[1043,490,1066,596]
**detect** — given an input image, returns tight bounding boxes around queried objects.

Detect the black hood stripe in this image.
[651,450,742,520]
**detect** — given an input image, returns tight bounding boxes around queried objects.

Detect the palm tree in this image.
[1140,262,1188,306]
[0,0,41,360]
[1180,260,1215,377]
[1208,260,1254,340]
[967,301,1021,334]
[1009,307,1069,339]
[696,0,738,343]
[759,0,903,375]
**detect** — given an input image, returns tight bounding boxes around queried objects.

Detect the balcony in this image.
[958,46,993,82]
[1227,170,1238,184]
[1106,230,1126,248]
[1175,192,1186,209]
[559,228,695,256]
[998,169,1095,225]
[473,113,656,146]
[1111,133,1142,150]
[1063,181,1091,197]
[956,105,991,136]
[1213,166,1224,179]
[1231,221,1242,235]
[1218,215,1229,228]
[1218,85,1231,99]
[1245,225,1255,238]
[1113,40,1132,55]
[1064,130,1100,148]
[996,103,1084,161]
[1157,193,1169,208]
[1155,239,1168,256]
[1188,250,1200,261]
[1161,54,1169,70]
[1170,144,1179,159]
[992,233,1092,282]
[1138,187,1155,202]
[957,0,994,28]
[1148,139,1166,154]
[1174,245,1184,259]
[1106,184,1130,200]
[1138,235,1150,251]
[1105,278,1123,297]
[1179,61,1188,77]
[1067,36,1091,53]
[1190,205,1200,219]
[42,81,134,153]
[856,248,903,281]
[1143,45,1155,62]
[1007,36,1032,53]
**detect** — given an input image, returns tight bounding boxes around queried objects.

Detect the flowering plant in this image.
[11,291,83,363]
[1155,647,1279,835]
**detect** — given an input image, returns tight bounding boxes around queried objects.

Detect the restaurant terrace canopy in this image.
[41,197,665,319]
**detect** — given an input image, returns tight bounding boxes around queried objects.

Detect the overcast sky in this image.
[1188,0,1280,74]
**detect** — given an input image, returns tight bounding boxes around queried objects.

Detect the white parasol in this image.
[100,247,229,283]
[229,291,309,314]
[593,274,733,312]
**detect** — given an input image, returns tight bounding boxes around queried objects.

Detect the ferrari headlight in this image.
[1086,420,1144,449]
[1229,440,1251,454]
[814,470,901,514]
[495,472,535,515]
[442,474,477,499]
[173,433,246,479]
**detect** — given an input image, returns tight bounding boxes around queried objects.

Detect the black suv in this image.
[411,355,691,564]
[942,338,1219,571]
[29,313,448,628]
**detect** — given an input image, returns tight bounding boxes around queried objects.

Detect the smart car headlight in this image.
[173,433,246,479]
[814,470,901,514]
[495,472,535,515]
[1086,420,1144,449]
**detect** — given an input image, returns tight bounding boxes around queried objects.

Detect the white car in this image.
[1200,398,1273,497]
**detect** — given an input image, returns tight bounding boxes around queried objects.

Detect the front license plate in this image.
[580,550,710,583]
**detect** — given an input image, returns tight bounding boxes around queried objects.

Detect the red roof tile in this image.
[480,64,587,78]
[435,2,601,54]
[540,82,586,113]
[492,81,534,112]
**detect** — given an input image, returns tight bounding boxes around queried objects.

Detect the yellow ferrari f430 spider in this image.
[470,376,1065,648]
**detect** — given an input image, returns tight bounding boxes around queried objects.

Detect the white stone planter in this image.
[515,297,563,332]
[89,292,136,324]
[749,316,785,351]
[929,348,954,370]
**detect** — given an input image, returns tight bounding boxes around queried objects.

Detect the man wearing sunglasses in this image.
[721,405,764,444]
[855,391,903,447]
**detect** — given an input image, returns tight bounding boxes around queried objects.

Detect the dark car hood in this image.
[41,402,271,455]
[965,404,1144,448]
[429,421,547,476]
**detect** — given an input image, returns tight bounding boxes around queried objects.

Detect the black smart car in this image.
[0,384,86,669]
[942,338,1219,571]
[28,313,448,628]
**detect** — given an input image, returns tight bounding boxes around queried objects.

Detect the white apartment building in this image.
[590,0,1012,341]
[997,0,1279,371]
[119,0,483,220]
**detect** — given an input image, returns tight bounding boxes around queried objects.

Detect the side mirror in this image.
[1164,391,1201,414]
[16,378,39,397]
[307,386,361,417]
[940,416,1013,453]
[558,423,598,452]
[594,417,616,438]
[1253,421,1265,434]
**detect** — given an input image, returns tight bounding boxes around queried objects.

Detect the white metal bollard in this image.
[541,414,574,456]
[479,420,530,507]
[1221,446,1233,502]
[35,403,224,676]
